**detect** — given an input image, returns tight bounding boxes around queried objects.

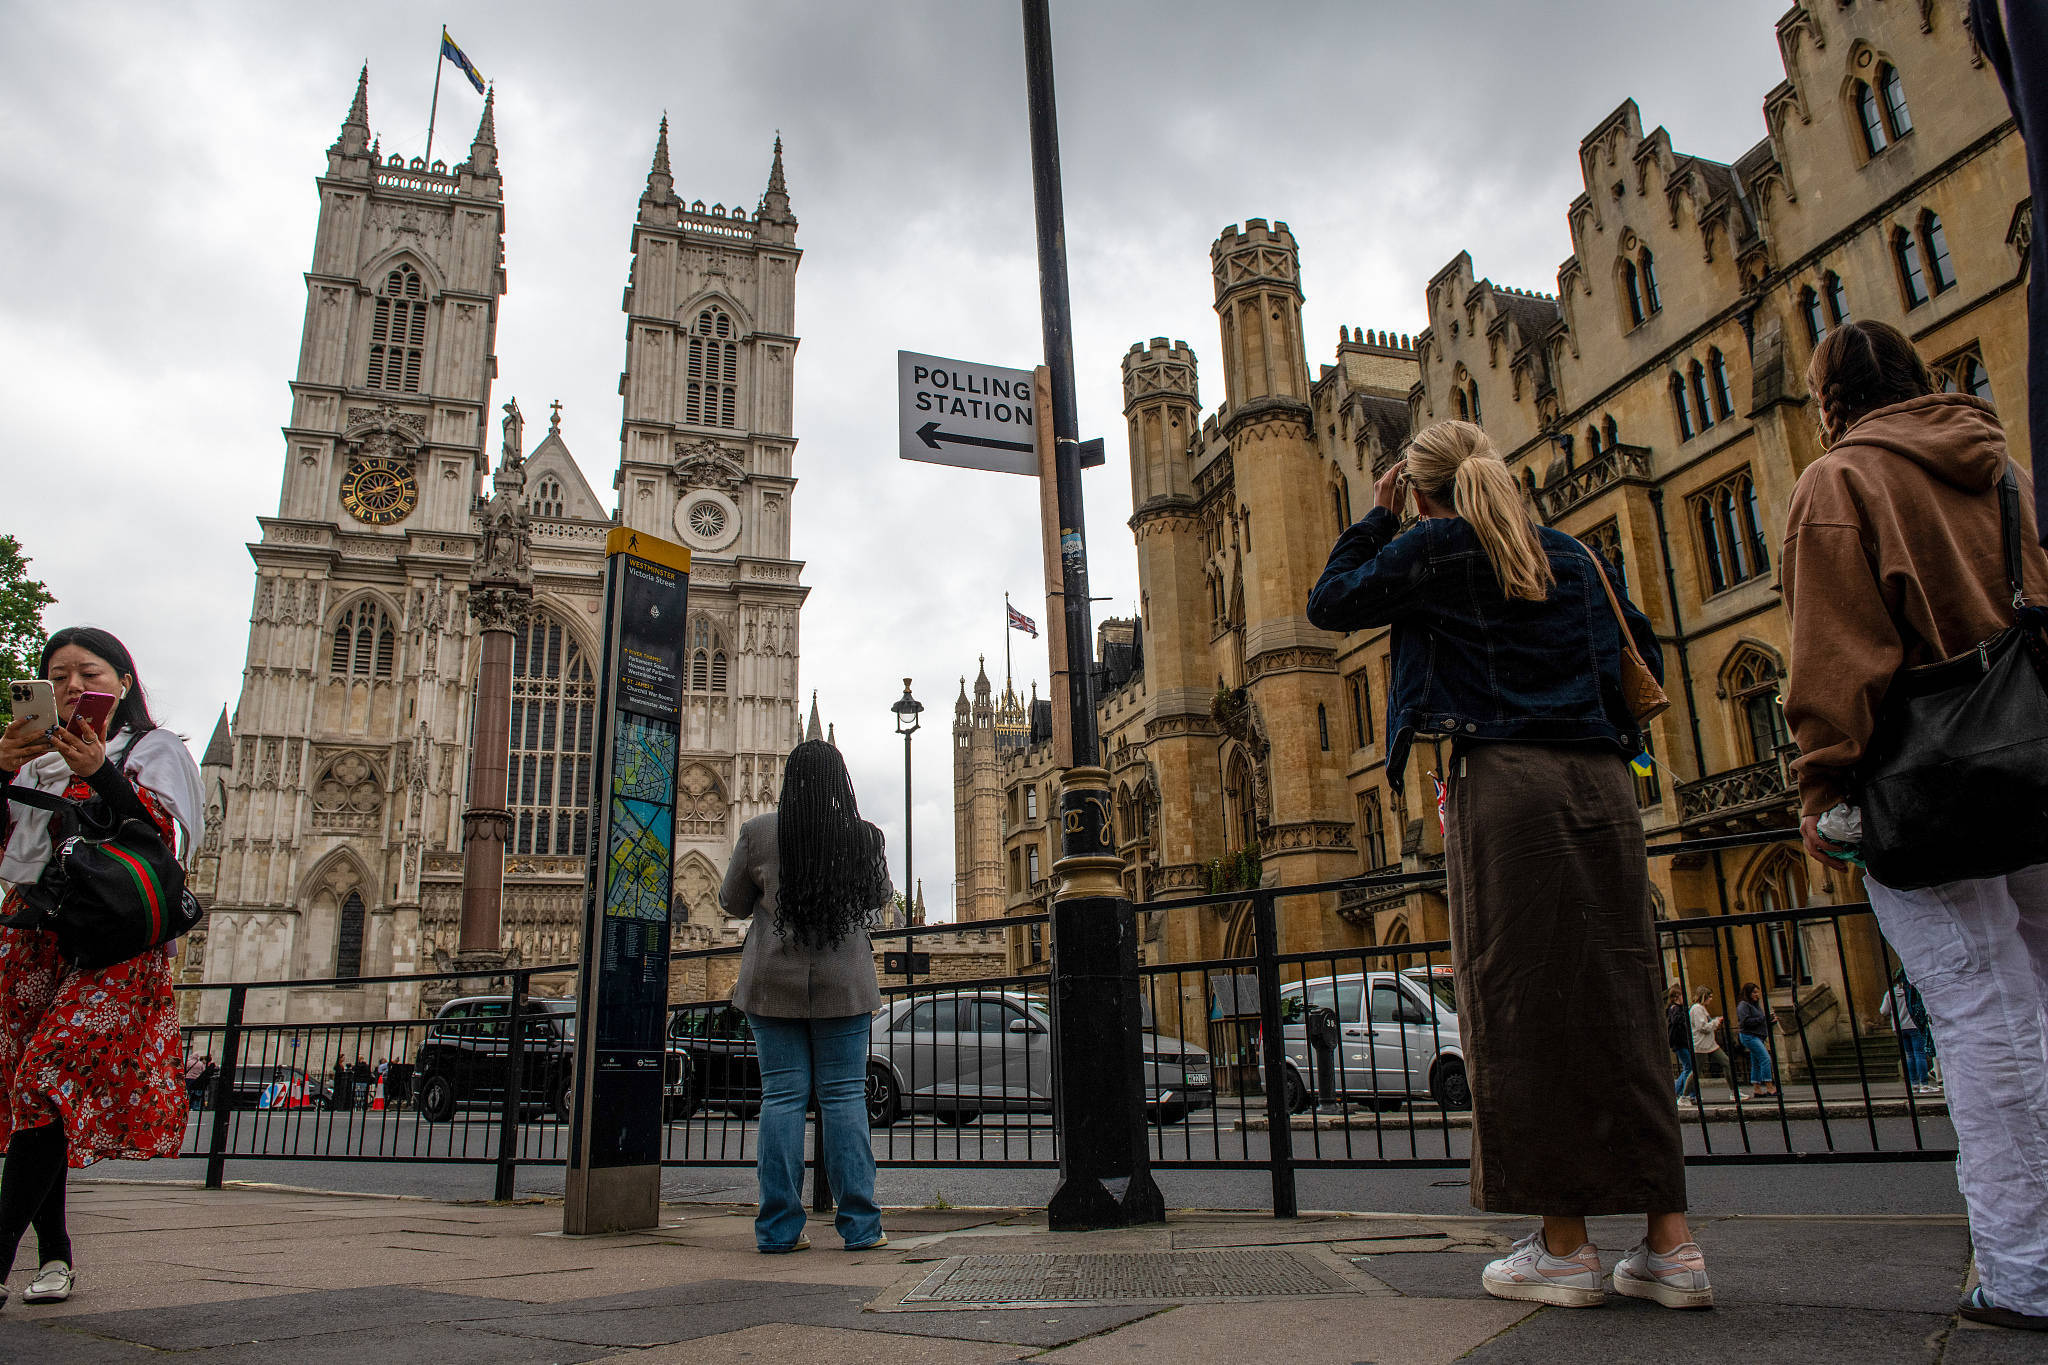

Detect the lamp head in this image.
[891,677,924,734]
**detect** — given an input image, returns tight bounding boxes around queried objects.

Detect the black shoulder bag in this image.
[1856,467,2048,890]
[0,737,204,968]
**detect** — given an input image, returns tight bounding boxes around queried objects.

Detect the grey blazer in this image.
[722,812,890,1018]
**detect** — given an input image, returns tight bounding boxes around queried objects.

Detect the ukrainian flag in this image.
[441,28,485,94]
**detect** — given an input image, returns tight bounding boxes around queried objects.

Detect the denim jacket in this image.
[1306,506,1663,789]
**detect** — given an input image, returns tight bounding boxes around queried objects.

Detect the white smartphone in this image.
[8,680,59,735]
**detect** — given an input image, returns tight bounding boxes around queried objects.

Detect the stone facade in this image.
[192,72,806,1023]
[957,2,2025,1046]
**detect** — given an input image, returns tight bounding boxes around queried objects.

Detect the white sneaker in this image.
[1611,1240,1714,1309]
[22,1261,72,1304]
[1481,1230,1606,1307]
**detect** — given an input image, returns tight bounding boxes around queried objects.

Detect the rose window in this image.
[688,501,727,539]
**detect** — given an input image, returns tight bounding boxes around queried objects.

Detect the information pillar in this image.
[565,527,689,1234]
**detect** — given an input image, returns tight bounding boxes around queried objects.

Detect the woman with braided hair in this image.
[1783,319,2048,1331]
[721,739,893,1253]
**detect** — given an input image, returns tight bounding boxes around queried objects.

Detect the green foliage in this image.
[1205,847,1265,894]
[0,534,55,724]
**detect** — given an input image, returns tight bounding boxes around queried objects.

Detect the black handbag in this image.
[1856,467,2048,891]
[0,740,204,969]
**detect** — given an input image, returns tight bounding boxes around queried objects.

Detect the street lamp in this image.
[890,679,923,925]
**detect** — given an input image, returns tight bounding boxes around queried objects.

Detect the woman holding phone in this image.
[0,628,202,1311]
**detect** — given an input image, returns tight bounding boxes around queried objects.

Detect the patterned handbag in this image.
[0,743,203,969]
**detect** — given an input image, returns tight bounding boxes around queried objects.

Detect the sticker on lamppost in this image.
[898,350,1038,476]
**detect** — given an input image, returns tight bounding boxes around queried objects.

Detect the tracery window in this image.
[1691,469,1769,595]
[684,308,739,428]
[686,617,729,693]
[1729,648,1791,765]
[1750,848,1814,987]
[1347,670,1374,748]
[367,264,427,393]
[1895,226,1930,308]
[1960,356,1993,401]
[335,892,366,979]
[1357,790,1388,870]
[505,612,597,857]
[329,600,396,677]
[1580,519,1627,595]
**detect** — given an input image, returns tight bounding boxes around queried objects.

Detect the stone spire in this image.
[805,690,823,742]
[826,722,837,748]
[756,132,797,238]
[332,64,372,158]
[461,85,498,178]
[202,706,233,769]
[955,676,970,717]
[639,114,679,225]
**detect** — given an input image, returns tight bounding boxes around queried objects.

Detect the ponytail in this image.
[1405,420,1555,602]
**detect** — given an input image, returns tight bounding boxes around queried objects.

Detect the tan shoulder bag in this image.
[1584,549,1669,723]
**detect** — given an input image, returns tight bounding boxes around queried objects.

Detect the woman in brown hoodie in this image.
[1781,320,2048,1331]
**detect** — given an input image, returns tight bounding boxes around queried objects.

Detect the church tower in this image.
[1210,221,1354,942]
[614,122,808,889]
[205,69,509,1021]
[952,660,1006,920]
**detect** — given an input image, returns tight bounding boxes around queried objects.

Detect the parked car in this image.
[413,995,695,1123]
[1262,968,1467,1112]
[216,1065,333,1111]
[668,1003,761,1119]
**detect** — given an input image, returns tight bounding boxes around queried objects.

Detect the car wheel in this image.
[935,1109,980,1127]
[419,1074,456,1123]
[1281,1067,1311,1114]
[665,1084,700,1123]
[1433,1059,1472,1111]
[1151,1103,1189,1125]
[865,1066,902,1128]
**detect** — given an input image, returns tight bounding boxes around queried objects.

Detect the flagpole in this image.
[1004,592,1013,701]
[425,23,447,166]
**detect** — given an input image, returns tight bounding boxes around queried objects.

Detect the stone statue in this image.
[501,398,525,468]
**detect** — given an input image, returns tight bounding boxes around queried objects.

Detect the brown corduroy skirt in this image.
[1444,741,1687,1216]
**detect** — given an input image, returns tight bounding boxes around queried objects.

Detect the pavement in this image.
[0,1181,2033,1363]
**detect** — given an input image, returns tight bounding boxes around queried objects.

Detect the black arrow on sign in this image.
[917,420,1033,454]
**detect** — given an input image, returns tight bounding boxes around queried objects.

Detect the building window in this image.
[1960,355,1993,401]
[1580,519,1627,595]
[1025,785,1038,821]
[1799,287,1825,347]
[1690,361,1717,432]
[367,264,428,393]
[530,476,564,518]
[684,308,739,428]
[1622,259,1646,328]
[1639,249,1662,314]
[1603,414,1618,447]
[1586,424,1602,456]
[1752,850,1814,986]
[1921,212,1955,293]
[1317,703,1330,751]
[329,600,396,677]
[1358,790,1388,869]
[1856,80,1890,157]
[1879,62,1913,139]
[1330,478,1352,537]
[1467,381,1482,424]
[1454,387,1469,421]
[1894,227,1930,308]
[1824,271,1851,325]
[1009,848,1021,891]
[1348,671,1373,748]
[335,891,366,979]
[686,617,728,693]
[506,611,597,857]
[1633,731,1662,808]
[1026,844,1040,884]
[1670,373,1696,442]
[1691,470,1769,595]
[1709,349,1735,420]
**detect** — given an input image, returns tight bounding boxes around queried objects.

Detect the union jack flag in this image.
[1007,603,1038,638]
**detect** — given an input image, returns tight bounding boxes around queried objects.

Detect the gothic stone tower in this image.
[205,70,508,1021]
[615,123,808,912]
[1210,221,1357,945]
[953,661,1007,920]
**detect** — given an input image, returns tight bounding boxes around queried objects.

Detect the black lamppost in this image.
[890,679,923,924]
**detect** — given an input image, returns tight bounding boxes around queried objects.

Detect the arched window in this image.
[1961,356,1992,401]
[1670,373,1695,441]
[1726,646,1790,763]
[684,308,740,428]
[1225,753,1258,853]
[1580,519,1627,594]
[1920,213,1955,293]
[1586,424,1603,457]
[1638,249,1662,314]
[1603,414,1619,447]
[1690,361,1717,432]
[1317,703,1330,752]
[367,264,427,393]
[335,891,366,979]
[1894,227,1930,307]
[1622,259,1646,327]
[1692,469,1769,594]
[1357,790,1388,870]
[1709,349,1735,420]
[1749,848,1813,987]
[1879,62,1912,138]
[1824,271,1851,325]
[505,612,597,856]
[1799,286,1827,346]
[529,476,564,518]
[1453,387,1469,421]
[329,600,396,678]
[1467,381,1482,424]
[1330,478,1352,538]
[1347,670,1373,747]
[1855,80,1889,157]
[686,617,729,693]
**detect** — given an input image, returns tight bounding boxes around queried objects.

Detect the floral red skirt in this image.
[0,779,188,1166]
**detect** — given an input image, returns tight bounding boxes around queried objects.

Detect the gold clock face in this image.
[339,457,418,526]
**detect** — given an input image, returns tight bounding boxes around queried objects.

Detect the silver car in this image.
[864,990,1214,1126]
[1265,968,1467,1112]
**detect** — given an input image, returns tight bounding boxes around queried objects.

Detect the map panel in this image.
[604,714,677,922]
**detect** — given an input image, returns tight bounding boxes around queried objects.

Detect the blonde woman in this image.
[1309,420,1708,1310]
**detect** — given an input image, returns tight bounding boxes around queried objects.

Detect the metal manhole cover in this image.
[897,1250,1354,1308]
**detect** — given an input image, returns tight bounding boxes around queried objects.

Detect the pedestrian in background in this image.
[0,628,203,1312]
[1879,971,1937,1094]
[1685,988,1735,1106]
[721,739,893,1255]
[1781,319,2048,1331]
[1666,986,1697,1103]
[1309,419,1711,1310]
[1735,983,1778,1099]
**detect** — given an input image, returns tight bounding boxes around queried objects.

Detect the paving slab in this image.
[187,1321,620,1365]
[606,1322,1032,1363]
[56,1284,525,1350]
[1943,1322,2048,1363]
[1036,1297,1537,1364]
[1458,1300,1949,1364]
[0,1319,159,1363]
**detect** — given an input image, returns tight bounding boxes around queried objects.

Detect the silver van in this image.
[1266,968,1467,1112]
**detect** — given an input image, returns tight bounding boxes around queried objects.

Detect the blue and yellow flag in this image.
[441,28,485,94]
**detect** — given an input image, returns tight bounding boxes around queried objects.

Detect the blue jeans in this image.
[1739,1034,1773,1087]
[1900,1029,1933,1087]
[746,1013,881,1251]
[1673,1048,1696,1099]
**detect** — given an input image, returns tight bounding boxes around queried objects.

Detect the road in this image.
[91,1105,1965,1218]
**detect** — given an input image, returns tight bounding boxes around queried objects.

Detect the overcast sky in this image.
[0,1,1794,918]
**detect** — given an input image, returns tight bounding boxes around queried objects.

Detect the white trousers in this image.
[1866,861,2048,1313]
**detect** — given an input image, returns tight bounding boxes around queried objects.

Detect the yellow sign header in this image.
[606,526,692,574]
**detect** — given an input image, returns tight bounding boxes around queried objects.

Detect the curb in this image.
[1235,1098,1949,1130]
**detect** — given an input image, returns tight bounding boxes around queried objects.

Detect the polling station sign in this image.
[898,350,1038,475]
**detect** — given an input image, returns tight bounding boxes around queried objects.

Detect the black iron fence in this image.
[175,830,1952,1210]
